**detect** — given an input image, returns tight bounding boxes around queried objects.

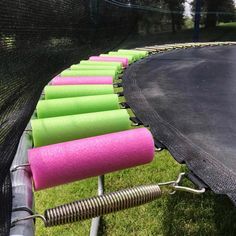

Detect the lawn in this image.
[35,23,236,235]
[35,150,236,236]
[119,22,236,49]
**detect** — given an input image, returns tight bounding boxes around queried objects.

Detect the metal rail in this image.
[10,124,34,236]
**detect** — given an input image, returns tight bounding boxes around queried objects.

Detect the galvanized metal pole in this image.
[10,124,34,236]
[90,175,105,236]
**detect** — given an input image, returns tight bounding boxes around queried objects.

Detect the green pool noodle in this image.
[108,52,138,62]
[31,109,131,147]
[61,69,118,79]
[71,64,118,70]
[79,60,123,73]
[36,94,120,118]
[70,64,120,73]
[100,54,133,64]
[44,85,114,99]
[118,49,149,58]
[70,64,120,75]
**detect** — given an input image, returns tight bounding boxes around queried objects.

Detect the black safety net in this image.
[1,0,236,235]
[123,45,236,205]
[0,1,138,235]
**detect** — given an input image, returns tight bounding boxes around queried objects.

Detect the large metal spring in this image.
[44,184,162,227]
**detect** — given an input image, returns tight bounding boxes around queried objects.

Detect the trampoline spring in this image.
[114,82,123,88]
[117,91,124,97]
[44,184,162,227]
[120,102,130,109]
[155,147,163,152]
[130,117,143,126]
[11,173,205,228]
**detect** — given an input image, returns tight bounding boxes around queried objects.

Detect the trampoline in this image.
[7,42,236,236]
[123,44,236,204]
[1,1,236,234]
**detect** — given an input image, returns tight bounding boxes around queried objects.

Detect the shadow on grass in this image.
[98,218,107,236]
[162,191,236,236]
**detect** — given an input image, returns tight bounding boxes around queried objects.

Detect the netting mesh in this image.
[1,0,236,234]
[0,1,137,234]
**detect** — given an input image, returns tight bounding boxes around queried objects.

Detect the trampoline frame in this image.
[10,41,236,236]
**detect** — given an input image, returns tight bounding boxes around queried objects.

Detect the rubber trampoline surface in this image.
[123,45,236,204]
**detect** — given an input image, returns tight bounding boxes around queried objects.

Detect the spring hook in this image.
[11,163,30,172]
[155,147,163,152]
[11,214,46,227]
[158,172,206,195]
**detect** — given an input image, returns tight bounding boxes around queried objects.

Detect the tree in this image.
[218,0,236,23]
[164,0,185,33]
[191,0,235,28]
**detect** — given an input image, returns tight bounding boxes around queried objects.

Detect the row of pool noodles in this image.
[28,49,154,191]
[60,56,127,78]
[50,49,148,85]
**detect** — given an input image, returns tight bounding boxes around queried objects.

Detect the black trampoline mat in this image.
[123,45,236,204]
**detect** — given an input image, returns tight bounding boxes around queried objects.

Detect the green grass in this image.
[35,22,236,235]
[184,18,194,29]
[35,151,236,236]
[118,22,236,49]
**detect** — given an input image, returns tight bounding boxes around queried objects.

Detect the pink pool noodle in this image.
[28,128,155,191]
[89,56,128,68]
[51,76,113,85]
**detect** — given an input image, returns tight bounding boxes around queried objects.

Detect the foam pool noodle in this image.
[51,76,113,85]
[118,49,149,58]
[31,109,131,147]
[61,69,118,79]
[89,56,128,68]
[28,128,155,191]
[100,54,133,64]
[70,64,120,73]
[79,60,123,73]
[36,94,120,118]
[108,52,138,62]
[44,85,114,99]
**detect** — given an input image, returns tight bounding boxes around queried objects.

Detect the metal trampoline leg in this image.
[90,175,105,236]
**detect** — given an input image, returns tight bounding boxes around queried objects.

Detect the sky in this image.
[184,0,192,17]
[184,0,236,17]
